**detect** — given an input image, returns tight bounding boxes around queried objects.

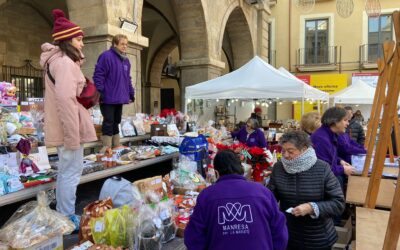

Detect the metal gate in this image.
[2,60,44,102]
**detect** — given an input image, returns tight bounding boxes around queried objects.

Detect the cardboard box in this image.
[332,218,352,249]
[13,235,63,250]
[133,175,163,198]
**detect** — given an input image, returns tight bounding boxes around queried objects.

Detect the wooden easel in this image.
[362,46,400,176]
[362,11,400,250]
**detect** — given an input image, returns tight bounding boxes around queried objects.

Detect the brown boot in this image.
[100,135,112,153]
[112,134,121,148]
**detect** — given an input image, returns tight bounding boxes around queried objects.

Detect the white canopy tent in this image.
[185,56,329,114]
[330,79,376,105]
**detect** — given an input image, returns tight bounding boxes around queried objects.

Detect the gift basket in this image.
[156,200,177,243]
[136,205,163,250]
[170,156,206,194]
[0,191,74,249]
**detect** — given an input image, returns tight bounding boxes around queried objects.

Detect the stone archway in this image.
[171,0,209,61]
[219,6,255,69]
[147,38,179,114]
[0,0,53,71]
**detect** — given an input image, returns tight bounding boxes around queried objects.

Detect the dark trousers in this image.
[100,103,123,136]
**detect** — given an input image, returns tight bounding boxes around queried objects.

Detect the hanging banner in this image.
[352,72,379,87]
[310,74,348,94]
[293,73,348,121]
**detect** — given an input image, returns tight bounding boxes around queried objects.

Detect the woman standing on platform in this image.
[40,9,97,229]
[268,131,344,250]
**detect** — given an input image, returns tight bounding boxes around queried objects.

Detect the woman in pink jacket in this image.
[40,9,97,229]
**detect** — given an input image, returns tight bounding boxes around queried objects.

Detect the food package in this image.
[121,118,136,137]
[133,117,146,136]
[79,198,113,243]
[90,206,136,249]
[136,205,162,250]
[105,209,126,248]
[0,191,74,249]
[90,216,108,245]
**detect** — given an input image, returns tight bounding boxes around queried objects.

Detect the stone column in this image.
[256,2,271,62]
[177,57,225,111]
[66,0,148,115]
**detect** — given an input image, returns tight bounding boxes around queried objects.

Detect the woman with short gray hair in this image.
[231,118,267,148]
[268,130,344,249]
[311,107,356,178]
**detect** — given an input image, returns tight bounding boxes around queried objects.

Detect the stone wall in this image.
[0,1,51,76]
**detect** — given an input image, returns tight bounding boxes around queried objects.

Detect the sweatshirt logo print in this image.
[218,202,253,224]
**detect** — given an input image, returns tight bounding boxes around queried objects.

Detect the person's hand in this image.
[343,163,356,176]
[130,96,135,103]
[292,203,313,217]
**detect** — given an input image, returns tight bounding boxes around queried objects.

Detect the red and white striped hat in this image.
[52,9,83,41]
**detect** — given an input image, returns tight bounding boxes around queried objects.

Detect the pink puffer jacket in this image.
[40,43,97,150]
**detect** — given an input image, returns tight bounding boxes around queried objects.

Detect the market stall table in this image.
[356,207,400,250]
[0,152,179,207]
[46,134,151,155]
[346,176,397,208]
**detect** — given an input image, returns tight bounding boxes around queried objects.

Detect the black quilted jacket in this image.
[268,160,345,249]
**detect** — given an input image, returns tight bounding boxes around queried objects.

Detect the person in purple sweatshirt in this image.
[231,118,267,148]
[311,107,356,187]
[337,109,367,164]
[184,150,288,250]
[93,34,135,151]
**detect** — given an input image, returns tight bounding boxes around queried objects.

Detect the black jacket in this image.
[268,160,345,249]
[347,119,365,146]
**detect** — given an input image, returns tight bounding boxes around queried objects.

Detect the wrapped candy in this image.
[16,139,40,174]
[0,191,74,249]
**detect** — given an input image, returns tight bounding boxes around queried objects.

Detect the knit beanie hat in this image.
[52,9,84,41]
[254,107,262,113]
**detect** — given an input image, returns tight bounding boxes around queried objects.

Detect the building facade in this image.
[0,0,275,115]
[270,0,399,120]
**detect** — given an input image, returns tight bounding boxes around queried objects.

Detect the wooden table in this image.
[356,207,400,250]
[346,176,397,208]
[0,152,178,207]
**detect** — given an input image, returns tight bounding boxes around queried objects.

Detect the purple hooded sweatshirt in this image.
[93,48,134,104]
[184,174,288,250]
[338,133,367,164]
[231,126,267,148]
[311,125,344,176]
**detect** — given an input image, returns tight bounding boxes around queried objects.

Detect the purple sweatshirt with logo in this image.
[231,126,267,148]
[311,125,344,176]
[93,48,134,104]
[184,174,288,250]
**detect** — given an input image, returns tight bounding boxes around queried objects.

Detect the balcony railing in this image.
[359,43,383,67]
[296,46,339,67]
